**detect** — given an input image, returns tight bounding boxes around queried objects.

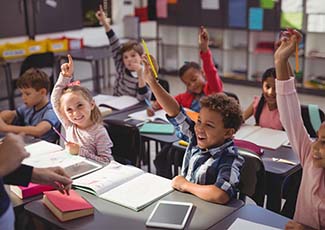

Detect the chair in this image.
[104,120,142,166]
[301,104,325,138]
[10,52,55,108]
[151,78,170,101]
[238,149,265,207]
[224,91,240,104]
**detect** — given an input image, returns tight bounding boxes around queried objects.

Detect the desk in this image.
[210,204,291,229]
[25,190,244,230]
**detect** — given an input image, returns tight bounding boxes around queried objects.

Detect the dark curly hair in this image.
[120,40,144,56]
[200,93,243,132]
[16,68,50,93]
[178,61,201,78]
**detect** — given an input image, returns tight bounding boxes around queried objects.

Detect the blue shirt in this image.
[168,107,244,198]
[14,102,60,143]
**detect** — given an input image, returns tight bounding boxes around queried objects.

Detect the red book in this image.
[10,183,54,199]
[43,190,94,222]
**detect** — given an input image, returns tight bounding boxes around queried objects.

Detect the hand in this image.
[274,29,302,63]
[142,54,159,84]
[146,107,155,117]
[198,26,209,52]
[32,167,72,195]
[61,54,74,78]
[285,221,309,230]
[95,4,111,31]
[0,117,8,132]
[65,142,80,155]
[0,133,30,177]
[171,175,188,192]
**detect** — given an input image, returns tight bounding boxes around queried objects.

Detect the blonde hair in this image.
[59,85,102,124]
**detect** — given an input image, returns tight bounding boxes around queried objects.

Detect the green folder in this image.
[139,123,175,135]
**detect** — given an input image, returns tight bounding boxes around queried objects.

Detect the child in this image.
[142,55,244,204]
[0,68,60,143]
[243,67,283,130]
[274,29,325,230]
[51,55,113,164]
[95,5,151,101]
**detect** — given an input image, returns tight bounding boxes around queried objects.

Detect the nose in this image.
[268,87,275,96]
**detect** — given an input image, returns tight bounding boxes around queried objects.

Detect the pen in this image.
[141,39,158,79]
[295,42,299,73]
[144,98,153,109]
[52,126,68,143]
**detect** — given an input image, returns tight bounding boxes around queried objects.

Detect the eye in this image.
[77,103,83,108]
[66,108,72,113]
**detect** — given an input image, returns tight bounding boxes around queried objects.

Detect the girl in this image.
[243,67,283,130]
[275,29,325,230]
[51,55,113,164]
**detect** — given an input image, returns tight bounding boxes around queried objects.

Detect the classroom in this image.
[0,0,324,229]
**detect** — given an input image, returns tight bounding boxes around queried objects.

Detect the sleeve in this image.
[215,155,243,199]
[79,127,113,164]
[200,49,223,93]
[39,106,60,128]
[12,106,25,126]
[276,77,312,166]
[136,85,152,101]
[50,74,72,129]
[3,165,33,186]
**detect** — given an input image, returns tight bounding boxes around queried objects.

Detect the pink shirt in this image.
[276,77,325,229]
[253,96,283,130]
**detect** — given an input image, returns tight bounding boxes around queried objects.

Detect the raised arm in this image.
[142,55,180,117]
[95,4,111,32]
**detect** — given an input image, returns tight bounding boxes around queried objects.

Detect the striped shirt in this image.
[168,107,244,198]
[106,30,151,101]
[51,75,113,164]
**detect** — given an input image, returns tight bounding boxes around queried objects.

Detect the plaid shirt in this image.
[168,107,244,198]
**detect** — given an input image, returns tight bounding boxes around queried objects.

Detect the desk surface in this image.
[25,190,244,230]
[209,204,291,229]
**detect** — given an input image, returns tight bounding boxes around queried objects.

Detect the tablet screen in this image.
[146,201,193,229]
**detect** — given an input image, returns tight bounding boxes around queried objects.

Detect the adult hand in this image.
[61,54,74,78]
[32,167,72,195]
[0,133,30,177]
[198,26,209,52]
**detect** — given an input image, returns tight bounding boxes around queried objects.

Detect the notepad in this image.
[93,94,139,110]
[140,123,175,135]
[128,109,169,122]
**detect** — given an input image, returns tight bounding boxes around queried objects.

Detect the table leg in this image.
[266,173,284,213]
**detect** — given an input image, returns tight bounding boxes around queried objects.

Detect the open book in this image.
[234,125,289,150]
[23,141,103,179]
[128,109,169,122]
[73,161,173,211]
[93,94,139,110]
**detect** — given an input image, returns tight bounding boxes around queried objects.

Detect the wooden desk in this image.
[25,190,244,230]
[210,204,291,229]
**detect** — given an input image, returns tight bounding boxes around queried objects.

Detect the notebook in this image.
[93,94,139,110]
[139,123,175,135]
[10,183,54,199]
[128,109,169,122]
[72,161,173,211]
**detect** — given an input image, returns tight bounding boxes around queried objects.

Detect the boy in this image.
[95,5,151,101]
[142,56,244,204]
[0,68,60,143]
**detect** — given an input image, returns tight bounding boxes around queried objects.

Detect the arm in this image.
[243,102,254,121]
[0,110,16,124]
[96,4,111,33]
[171,176,230,204]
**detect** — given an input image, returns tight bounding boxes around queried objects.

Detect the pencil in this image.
[141,39,158,79]
[295,42,299,73]
[52,126,68,143]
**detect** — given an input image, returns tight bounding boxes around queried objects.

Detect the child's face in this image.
[60,92,95,129]
[122,49,142,71]
[311,125,325,168]
[181,68,205,95]
[262,77,276,106]
[194,107,232,149]
[19,87,45,108]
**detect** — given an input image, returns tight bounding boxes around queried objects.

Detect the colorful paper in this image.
[281,12,303,29]
[260,0,274,9]
[156,0,168,18]
[249,7,264,30]
[228,0,247,28]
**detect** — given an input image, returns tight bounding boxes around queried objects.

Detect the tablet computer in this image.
[146,200,193,229]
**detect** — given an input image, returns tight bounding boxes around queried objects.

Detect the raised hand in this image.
[142,54,159,84]
[274,29,302,62]
[95,4,111,31]
[198,26,209,52]
[61,54,74,78]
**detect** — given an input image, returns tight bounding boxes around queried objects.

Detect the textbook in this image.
[140,123,175,135]
[234,125,289,150]
[98,106,113,117]
[73,161,173,211]
[128,109,169,122]
[43,190,94,222]
[23,141,103,179]
[10,183,54,199]
[93,94,139,110]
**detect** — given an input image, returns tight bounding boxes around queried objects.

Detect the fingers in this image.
[99,4,104,12]
[67,54,73,66]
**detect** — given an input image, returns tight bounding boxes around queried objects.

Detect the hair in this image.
[120,40,144,56]
[254,67,276,125]
[59,85,102,125]
[200,93,243,132]
[178,61,201,78]
[16,68,50,93]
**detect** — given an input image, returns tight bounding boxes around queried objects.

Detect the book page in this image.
[228,218,281,230]
[100,173,173,211]
[128,109,168,122]
[25,140,63,158]
[93,94,116,106]
[73,161,144,196]
[234,125,261,140]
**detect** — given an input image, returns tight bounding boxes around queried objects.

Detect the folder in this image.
[139,123,175,135]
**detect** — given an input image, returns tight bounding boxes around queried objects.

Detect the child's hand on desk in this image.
[285,220,312,230]
[171,175,188,192]
[65,142,80,155]
[146,107,155,117]
[0,117,8,132]
[61,54,74,78]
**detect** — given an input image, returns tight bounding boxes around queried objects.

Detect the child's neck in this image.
[34,97,49,111]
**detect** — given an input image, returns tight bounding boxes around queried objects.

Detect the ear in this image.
[90,100,96,110]
[224,128,235,139]
[39,88,47,96]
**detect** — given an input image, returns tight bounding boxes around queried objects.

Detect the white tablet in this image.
[146,200,193,229]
